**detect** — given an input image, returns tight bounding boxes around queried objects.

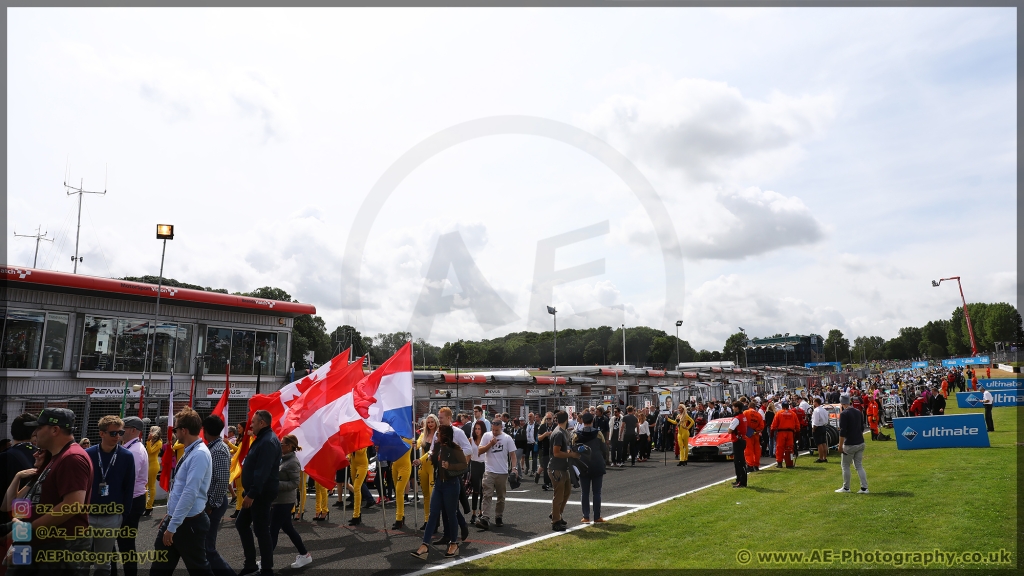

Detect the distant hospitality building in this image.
[744,333,824,367]
[1,266,315,440]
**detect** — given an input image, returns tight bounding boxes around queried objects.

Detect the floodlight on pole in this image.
[739,327,748,368]
[675,320,683,369]
[547,306,557,374]
[932,276,978,356]
[141,224,173,395]
[621,324,626,367]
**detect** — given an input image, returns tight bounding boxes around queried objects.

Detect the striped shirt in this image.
[205,436,231,509]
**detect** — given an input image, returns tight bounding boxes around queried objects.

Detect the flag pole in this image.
[410,338,418,531]
[377,456,388,534]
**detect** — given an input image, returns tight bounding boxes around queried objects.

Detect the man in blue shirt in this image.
[86,415,135,576]
[151,407,214,576]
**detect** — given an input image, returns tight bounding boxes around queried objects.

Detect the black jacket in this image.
[512,426,528,450]
[573,428,609,476]
[241,427,281,500]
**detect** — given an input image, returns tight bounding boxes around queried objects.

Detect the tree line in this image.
[123,277,1022,368]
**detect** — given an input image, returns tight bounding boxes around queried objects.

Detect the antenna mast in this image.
[64,162,107,273]
[13,225,53,268]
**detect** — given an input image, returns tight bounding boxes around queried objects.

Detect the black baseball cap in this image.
[25,408,76,431]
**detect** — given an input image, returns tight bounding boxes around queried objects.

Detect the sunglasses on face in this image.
[105,430,126,437]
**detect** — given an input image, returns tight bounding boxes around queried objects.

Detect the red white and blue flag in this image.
[280,343,414,487]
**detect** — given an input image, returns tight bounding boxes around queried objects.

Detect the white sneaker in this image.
[857,488,869,494]
[834,487,850,493]
[290,554,313,568]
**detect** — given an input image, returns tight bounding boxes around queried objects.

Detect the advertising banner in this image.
[955,389,1024,408]
[206,387,254,399]
[911,361,929,369]
[86,386,139,399]
[941,356,991,368]
[977,379,1024,389]
[893,414,990,450]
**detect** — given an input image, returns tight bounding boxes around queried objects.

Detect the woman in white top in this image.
[637,410,651,462]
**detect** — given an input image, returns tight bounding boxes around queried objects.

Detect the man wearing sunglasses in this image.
[86,415,136,576]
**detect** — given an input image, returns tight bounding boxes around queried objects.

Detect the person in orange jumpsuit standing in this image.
[770,400,800,468]
[742,403,764,472]
[940,378,948,399]
[866,399,880,440]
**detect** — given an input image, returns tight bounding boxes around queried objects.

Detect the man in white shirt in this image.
[118,417,150,576]
[811,398,830,463]
[799,398,811,413]
[981,386,995,431]
[474,420,518,530]
[525,413,537,476]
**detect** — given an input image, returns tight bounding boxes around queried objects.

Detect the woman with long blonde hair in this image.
[415,414,440,530]
[667,405,695,466]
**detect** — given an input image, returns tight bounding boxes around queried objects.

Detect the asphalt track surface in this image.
[134,451,783,575]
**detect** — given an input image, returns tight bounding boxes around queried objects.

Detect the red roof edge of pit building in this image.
[1,266,316,317]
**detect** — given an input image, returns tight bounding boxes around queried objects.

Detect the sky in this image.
[6,7,1018,352]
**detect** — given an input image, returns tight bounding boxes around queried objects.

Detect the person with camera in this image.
[474,420,517,531]
[410,425,467,560]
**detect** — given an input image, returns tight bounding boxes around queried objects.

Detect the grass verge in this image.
[444,406,1017,571]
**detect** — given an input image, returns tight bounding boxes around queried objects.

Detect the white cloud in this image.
[584,77,836,183]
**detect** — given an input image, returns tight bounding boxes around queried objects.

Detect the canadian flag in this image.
[248,349,350,435]
[280,354,370,487]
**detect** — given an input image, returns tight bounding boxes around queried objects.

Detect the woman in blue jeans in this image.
[574,412,611,523]
[411,425,467,560]
[270,435,312,569]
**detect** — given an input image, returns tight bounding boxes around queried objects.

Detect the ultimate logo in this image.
[901,427,918,442]
[964,394,981,407]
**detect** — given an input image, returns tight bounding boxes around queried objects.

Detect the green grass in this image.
[447,406,1017,571]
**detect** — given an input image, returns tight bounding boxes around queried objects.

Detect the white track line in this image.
[502,497,641,507]
[404,473,736,575]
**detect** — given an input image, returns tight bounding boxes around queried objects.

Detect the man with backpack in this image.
[573,412,610,523]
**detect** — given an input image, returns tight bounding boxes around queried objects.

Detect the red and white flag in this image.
[249,349,350,436]
[159,375,176,492]
[281,355,370,487]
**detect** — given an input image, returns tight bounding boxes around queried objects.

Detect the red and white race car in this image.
[687,418,737,460]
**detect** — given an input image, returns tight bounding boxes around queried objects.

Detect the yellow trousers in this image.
[234,477,244,510]
[677,431,690,461]
[146,466,159,509]
[417,459,434,512]
[351,449,368,519]
[315,481,330,514]
[391,451,412,521]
